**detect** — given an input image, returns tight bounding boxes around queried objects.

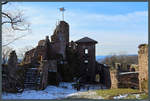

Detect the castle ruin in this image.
[138,44,148,92]
[2,20,112,92]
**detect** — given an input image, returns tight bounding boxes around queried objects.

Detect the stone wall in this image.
[23,36,55,64]
[96,63,111,88]
[118,72,139,89]
[110,70,118,89]
[101,66,111,88]
[110,70,139,89]
[51,21,69,44]
[138,44,148,92]
[39,60,58,89]
[51,21,69,59]
[39,60,49,90]
[76,43,96,82]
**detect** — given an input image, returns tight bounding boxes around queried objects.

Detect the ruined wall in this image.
[23,48,36,64]
[23,46,46,64]
[110,70,118,89]
[51,41,66,59]
[138,44,148,92]
[101,67,111,88]
[23,36,55,64]
[95,63,111,88]
[51,21,69,44]
[39,60,49,90]
[39,60,58,89]
[51,21,69,59]
[110,70,139,89]
[118,72,139,89]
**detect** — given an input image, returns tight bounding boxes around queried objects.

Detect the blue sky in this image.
[3,2,148,56]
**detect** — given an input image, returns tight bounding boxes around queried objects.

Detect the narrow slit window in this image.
[85,49,88,54]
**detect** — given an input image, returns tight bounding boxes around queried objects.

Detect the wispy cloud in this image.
[3,3,148,55]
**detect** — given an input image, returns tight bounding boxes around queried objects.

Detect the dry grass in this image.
[96,88,140,99]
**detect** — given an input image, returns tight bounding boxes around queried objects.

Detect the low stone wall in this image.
[118,72,139,89]
[110,70,139,89]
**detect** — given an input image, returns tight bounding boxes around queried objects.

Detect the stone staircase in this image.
[24,68,39,89]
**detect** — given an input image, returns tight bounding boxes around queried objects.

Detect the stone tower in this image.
[138,44,148,92]
[75,37,98,82]
[51,21,69,59]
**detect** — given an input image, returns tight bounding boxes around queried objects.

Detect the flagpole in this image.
[59,7,65,21]
[62,10,64,21]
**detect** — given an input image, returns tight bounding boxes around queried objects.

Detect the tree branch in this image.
[2,34,27,47]
[2,2,31,47]
[2,12,30,31]
[2,1,8,5]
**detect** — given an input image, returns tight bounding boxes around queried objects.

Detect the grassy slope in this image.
[96,88,148,99]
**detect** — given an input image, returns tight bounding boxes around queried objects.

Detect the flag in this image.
[59,7,65,11]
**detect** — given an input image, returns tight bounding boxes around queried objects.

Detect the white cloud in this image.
[2,4,148,55]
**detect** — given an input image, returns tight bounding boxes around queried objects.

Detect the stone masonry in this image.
[75,37,98,82]
[138,44,148,92]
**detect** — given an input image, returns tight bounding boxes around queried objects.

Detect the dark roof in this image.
[75,37,98,44]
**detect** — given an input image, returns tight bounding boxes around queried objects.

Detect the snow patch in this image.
[113,94,128,99]
[119,72,138,75]
[2,82,105,99]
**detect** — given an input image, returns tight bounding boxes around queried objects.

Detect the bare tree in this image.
[17,45,33,59]
[2,46,13,64]
[101,54,138,70]
[2,1,31,47]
